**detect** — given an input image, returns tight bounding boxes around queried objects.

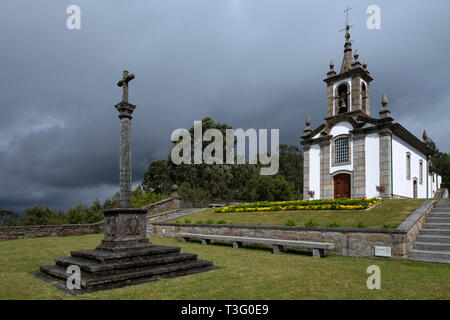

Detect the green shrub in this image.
[304,219,319,227]
[284,220,297,226]
[195,221,204,224]
[217,220,227,224]
[382,224,395,229]
[327,222,341,227]
[131,184,165,208]
[205,219,215,224]
[355,222,368,228]
[184,219,192,224]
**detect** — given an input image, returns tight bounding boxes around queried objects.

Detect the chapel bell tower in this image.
[324,25,373,118]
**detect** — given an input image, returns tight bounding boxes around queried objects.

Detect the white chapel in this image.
[301,25,442,200]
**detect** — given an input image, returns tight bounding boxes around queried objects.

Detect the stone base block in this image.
[232,241,243,249]
[272,245,283,254]
[38,243,215,293]
[312,248,325,258]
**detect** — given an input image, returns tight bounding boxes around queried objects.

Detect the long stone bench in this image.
[178,233,335,258]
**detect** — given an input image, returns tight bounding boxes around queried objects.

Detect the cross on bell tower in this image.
[324,7,373,118]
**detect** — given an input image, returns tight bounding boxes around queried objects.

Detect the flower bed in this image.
[215,198,381,213]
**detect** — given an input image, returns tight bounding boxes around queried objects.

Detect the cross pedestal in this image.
[96,208,149,251]
[38,70,214,293]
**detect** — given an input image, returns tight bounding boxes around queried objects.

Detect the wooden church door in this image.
[334,174,351,199]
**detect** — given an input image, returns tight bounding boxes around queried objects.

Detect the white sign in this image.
[374,246,391,257]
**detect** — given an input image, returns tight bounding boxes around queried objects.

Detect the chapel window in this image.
[419,160,423,184]
[335,137,350,164]
[406,152,411,180]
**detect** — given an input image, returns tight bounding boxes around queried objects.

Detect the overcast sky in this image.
[0,0,449,213]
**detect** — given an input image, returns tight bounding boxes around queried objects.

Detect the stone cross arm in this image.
[117,70,135,103]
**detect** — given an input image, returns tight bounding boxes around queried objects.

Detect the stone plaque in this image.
[374,246,391,257]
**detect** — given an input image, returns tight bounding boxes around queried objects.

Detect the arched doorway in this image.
[413,179,418,198]
[334,174,351,199]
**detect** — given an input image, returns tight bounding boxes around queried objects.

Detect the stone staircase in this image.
[410,200,450,264]
[146,208,206,236]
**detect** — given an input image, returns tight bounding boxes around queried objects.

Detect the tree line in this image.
[3,117,447,227]
[0,187,163,227]
[142,117,303,202]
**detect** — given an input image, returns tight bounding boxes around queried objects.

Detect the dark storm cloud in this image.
[0,0,449,212]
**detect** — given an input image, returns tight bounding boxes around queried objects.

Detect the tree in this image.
[243,175,295,201]
[142,160,171,194]
[427,138,450,187]
[0,209,18,226]
[131,184,165,207]
[20,205,63,226]
[277,144,303,198]
[142,117,303,201]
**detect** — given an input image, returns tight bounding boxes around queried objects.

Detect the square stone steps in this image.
[70,245,181,262]
[422,223,450,230]
[434,201,450,206]
[433,205,450,209]
[427,217,450,224]
[409,256,450,264]
[429,213,450,218]
[40,258,213,289]
[420,229,450,236]
[413,242,450,251]
[416,235,450,244]
[409,249,450,262]
[431,208,450,212]
[54,252,198,275]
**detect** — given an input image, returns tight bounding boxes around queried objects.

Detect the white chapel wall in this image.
[309,144,321,200]
[428,172,442,197]
[365,133,380,198]
[392,135,427,198]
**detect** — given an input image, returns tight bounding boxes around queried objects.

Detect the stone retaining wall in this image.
[0,221,104,241]
[142,198,182,213]
[0,198,247,241]
[142,197,248,213]
[151,200,436,259]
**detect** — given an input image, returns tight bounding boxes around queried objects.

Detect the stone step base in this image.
[38,243,215,293]
[431,208,450,212]
[422,223,450,230]
[429,213,450,218]
[55,252,198,275]
[409,256,450,264]
[71,244,181,262]
[413,242,450,251]
[420,229,450,236]
[427,217,450,223]
[40,258,213,289]
[416,235,450,243]
[409,249,450,261]
[434,202,450,207]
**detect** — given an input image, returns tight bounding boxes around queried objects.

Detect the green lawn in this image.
[168,199,426,228]
[0,233,448,299]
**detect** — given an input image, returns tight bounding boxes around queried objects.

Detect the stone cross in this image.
[115,70,137,208]
[117,70,135,103]
[339,6,353,33]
